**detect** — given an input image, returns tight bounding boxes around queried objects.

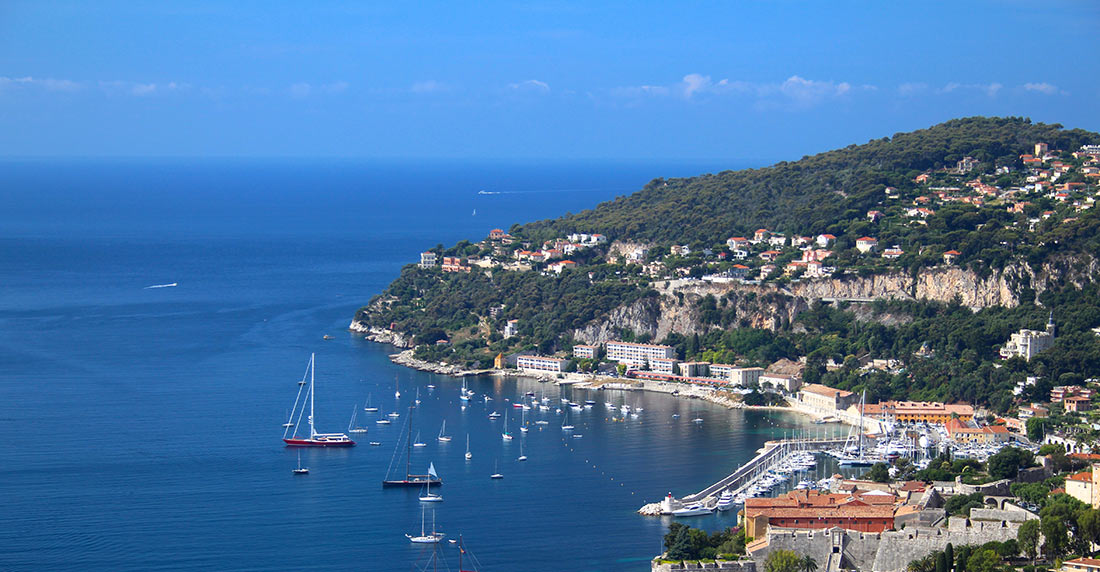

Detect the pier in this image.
[639,436,850,515]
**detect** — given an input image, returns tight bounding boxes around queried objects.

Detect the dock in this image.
[639,436,850,515]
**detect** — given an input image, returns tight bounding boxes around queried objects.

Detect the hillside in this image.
[354,117,1100,411]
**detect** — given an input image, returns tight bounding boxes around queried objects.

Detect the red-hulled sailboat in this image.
[283,353,355,447]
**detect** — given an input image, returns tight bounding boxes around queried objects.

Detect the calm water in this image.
[0,159,836,571]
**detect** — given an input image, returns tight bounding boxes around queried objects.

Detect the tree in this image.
[1017,520,1039,564]
[765,550,804,572]
[801,555,819,572]
[1041,513,1070,560]
[935,551,949,572]
[1026,417,1049,441]
[945,544,955,571]
[866,462,891,483]
[965,549,1001,572]
[1079,508,1100,550]
[987,447,1033,480]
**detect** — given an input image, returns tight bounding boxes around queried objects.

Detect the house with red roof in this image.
[855,237,878,253]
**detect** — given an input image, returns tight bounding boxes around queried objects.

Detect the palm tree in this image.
[801,555,819,572]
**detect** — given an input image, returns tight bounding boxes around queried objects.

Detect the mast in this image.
[406,405,413,479]
[309,353,316,438]
[858,389,865,460]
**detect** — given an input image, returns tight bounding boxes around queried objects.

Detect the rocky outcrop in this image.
[348,322,413,348]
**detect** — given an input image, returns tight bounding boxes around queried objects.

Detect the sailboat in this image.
[459,380,470,402]
[283,354,355,447]
[490,459,503,479]
[838,390,874,467]
[292,450,309,474]
[418,463,443,502]
[501,408,513,441]
[383,406,443,487]
[437,420,452,442]
[415,387,421,405]
[413,431,427,447]
[348,405,368,434]
[364,394,379,413]
[464,434,472,460]
[519,407,529,433]
[561,404,574,431]
[282,409,294,428]
[406,507,445,543]
[518,437,527,462]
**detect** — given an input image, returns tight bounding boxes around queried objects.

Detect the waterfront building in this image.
[944,419,1012,444]
[649,357,678,374]
[516,355,567,374]
[572,344,598,359]
[743,489,899,538]
[873,401,975,424]
[419,251,438,268]
[678,361,709,377]
[799,384,858,412]
[606,341,676,367]
[732,367,765,387]
[760,372,801,393]
[999,314,1055,361]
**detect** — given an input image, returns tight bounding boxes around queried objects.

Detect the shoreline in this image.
[366,332,861,430]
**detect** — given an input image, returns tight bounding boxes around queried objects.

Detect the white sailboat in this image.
[519,407,529,433]
[465,434,472,460]
[282,408,294,428]
[348,405,368,433]
[561,405,574,431]
[413,431,427,447]
[437,420,452,442]
[518,437,527,462]
[490,459,503,479]
[502,408,513,441]
[292,450,309,474]
[459,380,470,402]
[406,507,445,543]
[418,463,443,502]
[415,387,421,405]
[364,393,379,413]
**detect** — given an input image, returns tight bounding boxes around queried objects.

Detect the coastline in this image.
[355,325,852,427]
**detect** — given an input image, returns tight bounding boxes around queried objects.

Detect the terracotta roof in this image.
[801,384,854,398]
[1065,558,1100,568]
[1067,471,1092,483]
[754,505,896,520]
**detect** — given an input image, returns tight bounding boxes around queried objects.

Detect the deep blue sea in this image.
[0,158,843,571]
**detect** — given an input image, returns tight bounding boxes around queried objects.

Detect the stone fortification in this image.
[750,516,1030,572]
[651,559,756,572]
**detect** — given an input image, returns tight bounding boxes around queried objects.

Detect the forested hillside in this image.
[519,117,1097,248]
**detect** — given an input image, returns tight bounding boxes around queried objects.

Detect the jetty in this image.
[638,436,849,516]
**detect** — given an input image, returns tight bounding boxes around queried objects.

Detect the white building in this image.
[503,319,519,338]
[1000,315,1055,361]
[573,344,598,359]
[419,251,438,268]
[516,355,567,373]
[606,341,676,367]
[650,357,678,374]
[856,237,878,253]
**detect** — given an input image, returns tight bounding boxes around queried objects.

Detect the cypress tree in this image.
[944,544,954,571]
[935,552,948,572]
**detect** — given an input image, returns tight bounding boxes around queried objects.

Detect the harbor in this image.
[638,436,849,516]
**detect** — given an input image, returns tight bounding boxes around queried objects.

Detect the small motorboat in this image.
[369,441,382,446]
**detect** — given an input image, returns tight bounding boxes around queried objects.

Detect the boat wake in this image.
[144,282,178,289]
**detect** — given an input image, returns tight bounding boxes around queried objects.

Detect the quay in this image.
[638,436,850,515]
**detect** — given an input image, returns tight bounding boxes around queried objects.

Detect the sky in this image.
[1,1,1098,162]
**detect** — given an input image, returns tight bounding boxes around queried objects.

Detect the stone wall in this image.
[748,517,1026,572]
[652,559,757,572]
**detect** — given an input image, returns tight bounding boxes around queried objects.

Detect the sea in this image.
[0,158,846,571]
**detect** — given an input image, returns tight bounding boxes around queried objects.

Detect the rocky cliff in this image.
[572,258,1097,344]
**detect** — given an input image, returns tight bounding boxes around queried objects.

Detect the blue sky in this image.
[1,1,1097,161]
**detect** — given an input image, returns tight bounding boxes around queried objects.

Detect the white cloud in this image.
[897,82,928,96]
[411,80,449,94]
[0,76,83,92]
[609,74,863,108]
[939,82,1002,97]
[508,79,550,93]
[1023,82,1059,95]
[98,80,188,96]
